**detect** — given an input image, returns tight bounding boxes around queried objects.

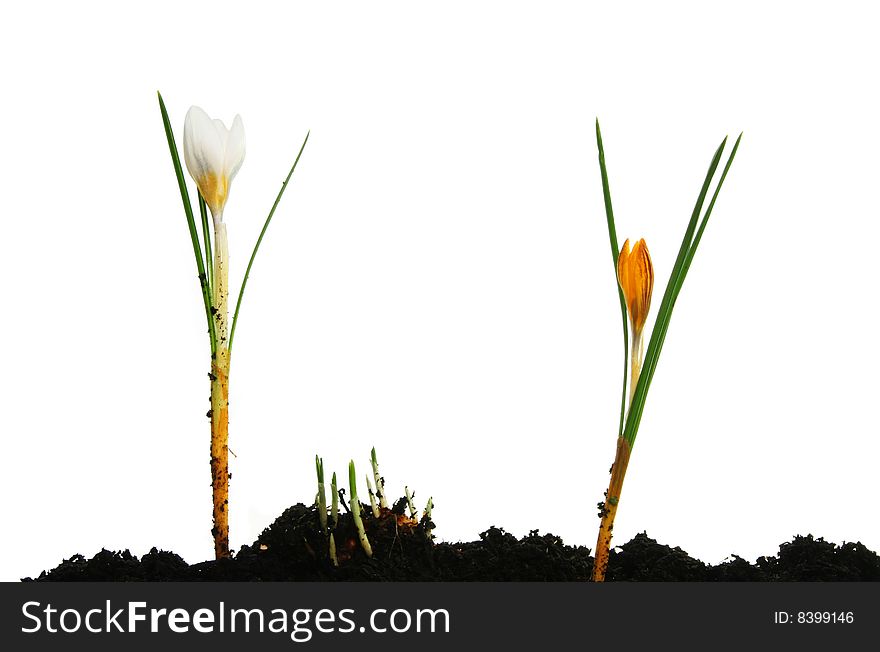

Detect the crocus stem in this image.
[591,435,632,582]
[210,216,231,559]
[210,352,229,558]
[593,323,641,581]
[213,218,229,348]
[629,328,643,406]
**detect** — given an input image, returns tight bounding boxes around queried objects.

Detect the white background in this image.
[1,1,878,582]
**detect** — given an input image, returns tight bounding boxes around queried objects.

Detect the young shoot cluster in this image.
[314,448,435,564]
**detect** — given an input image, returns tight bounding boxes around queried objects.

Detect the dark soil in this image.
[24,501,880,581]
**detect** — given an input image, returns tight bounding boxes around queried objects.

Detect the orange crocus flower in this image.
[617,238,654,403]
[617,238,654,339]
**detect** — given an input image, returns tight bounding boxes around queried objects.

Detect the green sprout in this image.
[349,461,373,558]
[316,456,328,533]
[315,457,341,563]
[329,533,339,568]
[366,475,381,518]
[370,447,388,510]
[591,120,742,582]
[404,486,417,519]
[330,471,339,528]
[423,497,434,539]
[158,92,309,559]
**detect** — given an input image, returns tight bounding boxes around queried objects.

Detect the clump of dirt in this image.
[432,528,592,581]
[24,503,880,581]
[607,532,710,581]
[755,535,880,581]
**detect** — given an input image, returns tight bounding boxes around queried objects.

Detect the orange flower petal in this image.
[617,238,654,335]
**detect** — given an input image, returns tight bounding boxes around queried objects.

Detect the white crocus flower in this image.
[183,105,246,220]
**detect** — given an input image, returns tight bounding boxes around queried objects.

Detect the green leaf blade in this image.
[596,119,630,439]
[199,193,214,297]
[228,130,310,352]
[622,135,739,448]
[157,91,217,354]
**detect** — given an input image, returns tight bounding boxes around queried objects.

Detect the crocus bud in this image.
[617,238,654,337]
[183,106,245,219]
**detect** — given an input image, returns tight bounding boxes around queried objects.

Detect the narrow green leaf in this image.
[157,91,217,354]
[596,119,630,439]
[679,133,742,284]
[635,136,729,401]
[199,193,214,296]
[637,135,742,403]
[623,136,734,448]
[228,130,310,352]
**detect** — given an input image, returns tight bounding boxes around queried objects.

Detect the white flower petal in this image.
[213,118,229,151]
[183,106,225,184]
[224,114,246,184]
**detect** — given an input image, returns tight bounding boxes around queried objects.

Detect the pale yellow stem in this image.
[629,327,643,406]
[213,218,229,349]
[210,216,231,559]
[593,325,644,581]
